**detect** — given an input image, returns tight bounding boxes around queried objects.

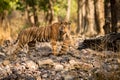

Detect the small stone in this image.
[26,60,38,70]
[42,73,48,78]
[25,77,35,80]
[69,60,78,65]
[4,65,11,74]
[82,63,93,70]
[2,60,10,66]
[54,64,64,71]
[113,64,119,70]
[81,49,88,54]
[92,61,101,68]
[36,76,42,80]
[69,60,93,70]
[37,59,54,66]
[64,75,74,80]
[117,58,120,63]
[0,52,6,56]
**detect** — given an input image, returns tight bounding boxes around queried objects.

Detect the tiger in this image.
[6,21,72,59]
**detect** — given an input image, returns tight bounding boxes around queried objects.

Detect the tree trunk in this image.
[46,0,54,24]
[0,13,4,27]
[31,0,39,26]
[85,0,96,36]
[115,0,120,32]
[76,0,80,34]
[94,0,105,35]
[66,0,71,21]
[0,11,9,30]
[24,0,39,27]
[104,0,111,34]
[104,0,111,21]
[76,0,86,34]
[110,0,117,32]
[32,4,39,26]
[25,2,33,26]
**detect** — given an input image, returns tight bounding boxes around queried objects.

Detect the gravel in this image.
[0,41,120,80]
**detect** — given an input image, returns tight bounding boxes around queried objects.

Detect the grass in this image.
[0,26,12,45]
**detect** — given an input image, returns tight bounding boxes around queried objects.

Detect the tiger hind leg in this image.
[27,41,36,53]
[8,42,24,61]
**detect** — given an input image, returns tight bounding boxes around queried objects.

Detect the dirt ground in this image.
[0,38,120,80]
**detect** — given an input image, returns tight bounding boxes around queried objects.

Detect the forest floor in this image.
[0,37,120,80]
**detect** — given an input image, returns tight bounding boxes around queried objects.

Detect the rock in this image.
[0,36,120,79]
[0,52,6,56]
[36,76,42,80]
[117,58,120,63]
[69,60,80,66]
[25,77,36,80]
[69,60,81,69]
[37,59,54,66]
[26,61,38,70]
[42,73,48,78]
[103,51,115,57]
[2,60,10,66]
[69,60,93,70]
[54,64,64,71]
[69,60,78,65]
[54,72,63,80]
[81,49,88,54]
[81,63,93,70]
[64,75,74,80]
[92,61,101,68]
[4,65,11,73]
[29,53,39,61]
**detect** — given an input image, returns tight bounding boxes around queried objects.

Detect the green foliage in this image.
[0,0,77,23]
[38,0,49,11]
[70,0,77,21]
[53,0,77,21]
[0,0,18,13]
[16,1,25,12]
[54,0,67,17]
[0,0,77,17]
[38,0,69,18]
[25,0,36,6]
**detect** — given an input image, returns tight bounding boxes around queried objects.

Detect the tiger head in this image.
[59,21,71,41]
